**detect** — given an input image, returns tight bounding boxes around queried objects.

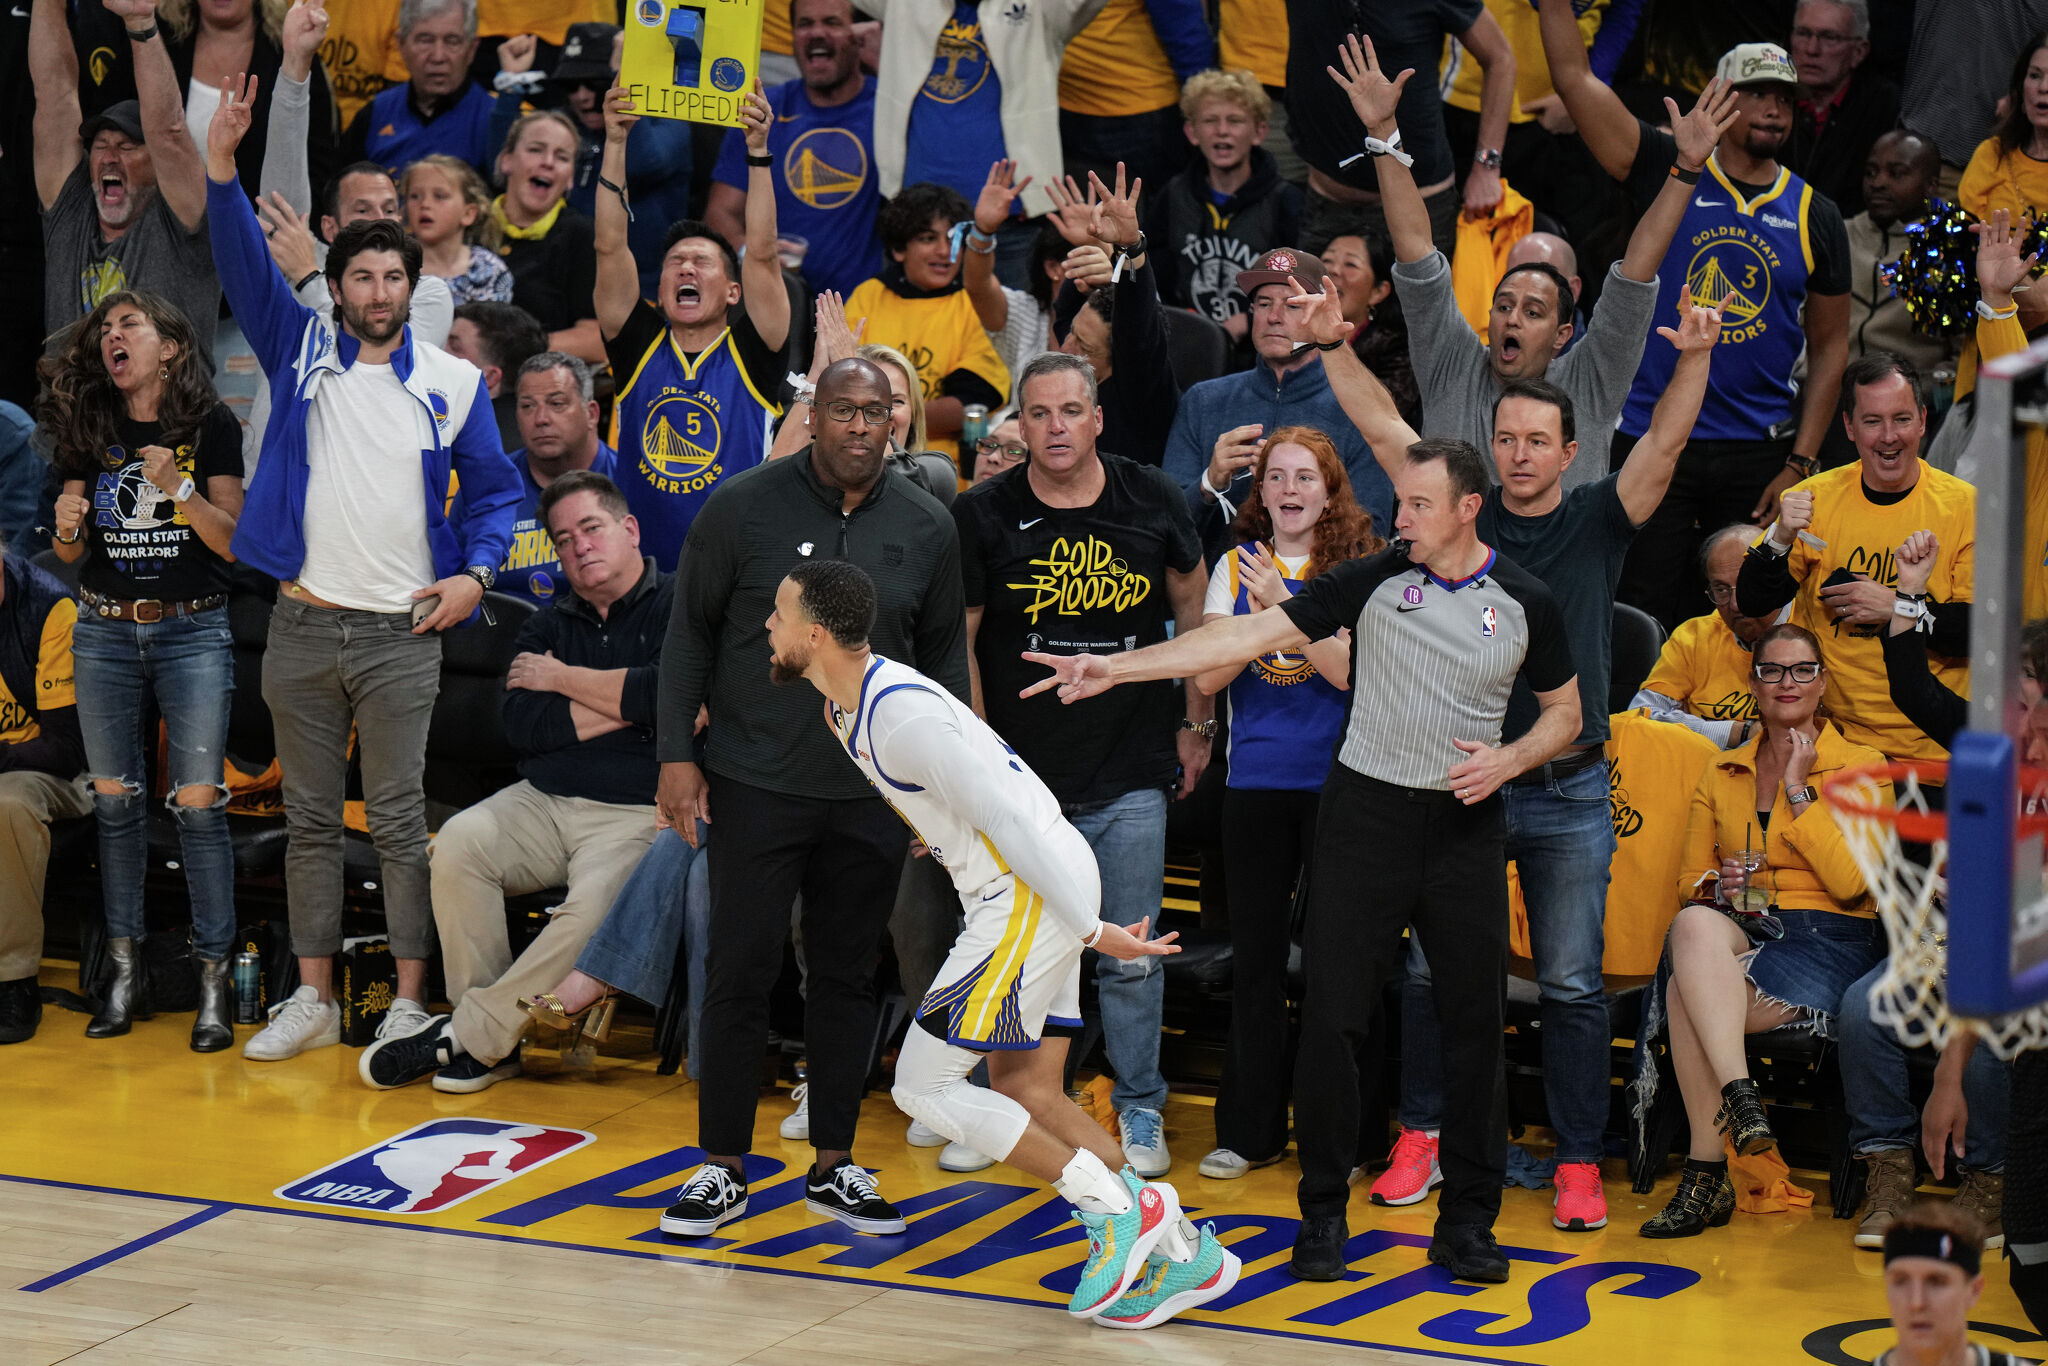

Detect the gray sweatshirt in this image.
[1393,250,1658,490]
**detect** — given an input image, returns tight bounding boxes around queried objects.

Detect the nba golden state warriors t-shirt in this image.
[956,454,1203,807]
[903,1,1007,202]
[711,77,882,297]
[77,402,241,602]
[605,300,786,571]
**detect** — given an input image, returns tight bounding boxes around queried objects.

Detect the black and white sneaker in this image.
[805,1158,907,1234]
[660,1163,749,1237]
[432,1048,522,1094]
[358,1014,454,1090]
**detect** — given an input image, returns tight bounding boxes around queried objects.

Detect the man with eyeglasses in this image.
[654,356,968,1239]
[1634,523,1791,748]
[1784,0,1897,219]
[1736,352,1976,762]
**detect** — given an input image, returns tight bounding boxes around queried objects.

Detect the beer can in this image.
[232,951,262,1024]
[961,403,990,450]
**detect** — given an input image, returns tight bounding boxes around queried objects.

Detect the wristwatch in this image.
[1788,785,1819,806]
[463,564,497,591]
[1473,147,1503,171]
[1179,718,1218,739]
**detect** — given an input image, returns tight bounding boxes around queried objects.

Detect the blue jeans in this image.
[1069,786,1169,1114]
[1839,960,2011,1170]
[72,606,237,961]
[574,823,710,1077]
[1401,761,1615,1163]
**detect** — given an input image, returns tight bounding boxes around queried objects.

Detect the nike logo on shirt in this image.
[1693,196,1725,209]
[1018,518,1043,530]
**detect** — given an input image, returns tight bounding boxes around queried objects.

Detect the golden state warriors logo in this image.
[1252,649,1318,687]
[80,259,130,311]
[634,0,663,26]
[641,391,724,494]
[1005,536,1151,624]
[1682,226,1782,343]
[784,129,868,211]
[426,389,452,431]
[923,17,991,103]
[710,58,746,92]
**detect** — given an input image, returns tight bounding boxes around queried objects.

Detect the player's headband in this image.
[1882,1226,1981,1276]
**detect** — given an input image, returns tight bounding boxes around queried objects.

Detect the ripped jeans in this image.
[72,605,236,961]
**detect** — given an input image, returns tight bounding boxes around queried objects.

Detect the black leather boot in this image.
[191,957,233,1052]
[0,976,40,1043]
[86,937,152,1037]
[1714,1077,1776,1156]
[1639,1164,1736,1238]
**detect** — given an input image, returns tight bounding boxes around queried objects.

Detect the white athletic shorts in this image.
[916,869,1085,1052]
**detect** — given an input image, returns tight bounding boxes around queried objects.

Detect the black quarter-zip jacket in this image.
[657,447,969,800]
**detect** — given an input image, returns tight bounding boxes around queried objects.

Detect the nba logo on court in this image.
[276,1119,594,1214]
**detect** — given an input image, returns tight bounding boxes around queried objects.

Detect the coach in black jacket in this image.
[655,357,968,1234]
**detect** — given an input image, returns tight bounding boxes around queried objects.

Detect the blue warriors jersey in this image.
[710,78,882,297]
[1621,158,1814,442]
[615,326,779,570]
[451,443,619,607]
[1222,548,1348,792]
[903,1,1007,202]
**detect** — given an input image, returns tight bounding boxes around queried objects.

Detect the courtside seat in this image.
[1609,603,1667,712]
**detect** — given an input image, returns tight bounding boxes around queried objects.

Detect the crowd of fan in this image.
[0,0,2046,1320]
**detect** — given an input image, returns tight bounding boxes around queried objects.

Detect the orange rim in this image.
[1822,759,2048,846]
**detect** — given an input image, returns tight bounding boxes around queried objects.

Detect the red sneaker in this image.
[1368,1128,1443,1207]
[1552,1160,1608,1231]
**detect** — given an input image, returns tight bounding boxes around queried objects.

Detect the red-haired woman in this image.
[1192,426,1383,1179]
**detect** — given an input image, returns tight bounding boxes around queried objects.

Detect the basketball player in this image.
[765,557,1242,1330]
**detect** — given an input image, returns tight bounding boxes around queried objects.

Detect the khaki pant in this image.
[431,781,656,1063]
[0,770,94,980]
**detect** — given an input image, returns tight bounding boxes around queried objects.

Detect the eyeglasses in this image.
[1706,583,1739,605]
[976,437,1029,461]
[1790,26,1856,46]
[823,401,892,425]
[1753,661,1822,684]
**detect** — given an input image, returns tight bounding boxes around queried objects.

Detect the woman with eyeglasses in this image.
[1636,622,1889,1238]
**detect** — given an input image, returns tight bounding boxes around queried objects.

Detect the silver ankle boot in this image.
[192,957,233,1052]
[86,937,151,1037]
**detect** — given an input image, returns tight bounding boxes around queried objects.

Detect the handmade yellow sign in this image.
[620,0,763,129]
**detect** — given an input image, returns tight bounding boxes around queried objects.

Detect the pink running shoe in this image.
[1552,1160,1608,1231]
[1368,1128,1443,1207]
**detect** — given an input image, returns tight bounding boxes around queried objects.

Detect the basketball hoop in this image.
[1825,760,2048,1060]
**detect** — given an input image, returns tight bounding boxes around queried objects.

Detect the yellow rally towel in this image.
[1727,1143,1815,1214]
[1452,181,1536,342]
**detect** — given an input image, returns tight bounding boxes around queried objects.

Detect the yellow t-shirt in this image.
[321,0,407,130]
[1059,0,1180,118]
[0,599,78,746]
[844,278,1011,461]
[1768,462,1976,761]
[761,1,793,57]
[1507,709,1718,976]
[477,0,615,44]
[1641,611,1759,723]
[1217,0,1286,89]
[1972,311,2048,623]
[1442,0,1606,122]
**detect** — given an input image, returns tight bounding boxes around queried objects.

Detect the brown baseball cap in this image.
[1236,247,1327,298]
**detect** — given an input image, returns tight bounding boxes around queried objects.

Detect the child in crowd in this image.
[403,155,514,305]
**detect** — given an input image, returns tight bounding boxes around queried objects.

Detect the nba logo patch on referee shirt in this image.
[1481,606,1498,638]
[277,1118,593,1214]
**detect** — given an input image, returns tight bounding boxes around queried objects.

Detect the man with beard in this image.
[706,0,881,298]
[203,77,522,1062]
[1633,522,1792,747]
[653,358,965,1239]
[597,84,791,571]
[1540,1,1853,632]
[29,0,219,357]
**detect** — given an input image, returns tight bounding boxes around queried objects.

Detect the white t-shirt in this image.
[1203,548,1311,617]
[298,361,435,612]
[185,80,223,161]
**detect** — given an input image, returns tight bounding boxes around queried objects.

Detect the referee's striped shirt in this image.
[1280,545,1577,791]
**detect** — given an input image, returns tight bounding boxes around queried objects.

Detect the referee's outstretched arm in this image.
[1021,608,1306,705]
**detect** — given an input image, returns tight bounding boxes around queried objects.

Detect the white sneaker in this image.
[1119,1106,1171,1178]
[938,1141,993,1172]
[1200,1147,1249,1179]
[779,1082,811,1140]
[242,986,340,1061]
[906,1120,948,1148]
[376,997,432,1041]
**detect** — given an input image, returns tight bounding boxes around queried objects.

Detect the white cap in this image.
[1714,43,1801,91]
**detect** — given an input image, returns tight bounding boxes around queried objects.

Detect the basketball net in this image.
[1827,763,2048,1060]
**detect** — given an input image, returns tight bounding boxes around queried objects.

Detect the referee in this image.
[1025,437,1579,1286]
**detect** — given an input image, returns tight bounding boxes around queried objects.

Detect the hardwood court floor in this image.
[5,966,2043,1366]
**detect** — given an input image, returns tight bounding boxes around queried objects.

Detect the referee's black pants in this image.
[697,772,909,1158]
[1294,764,1509,1233]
